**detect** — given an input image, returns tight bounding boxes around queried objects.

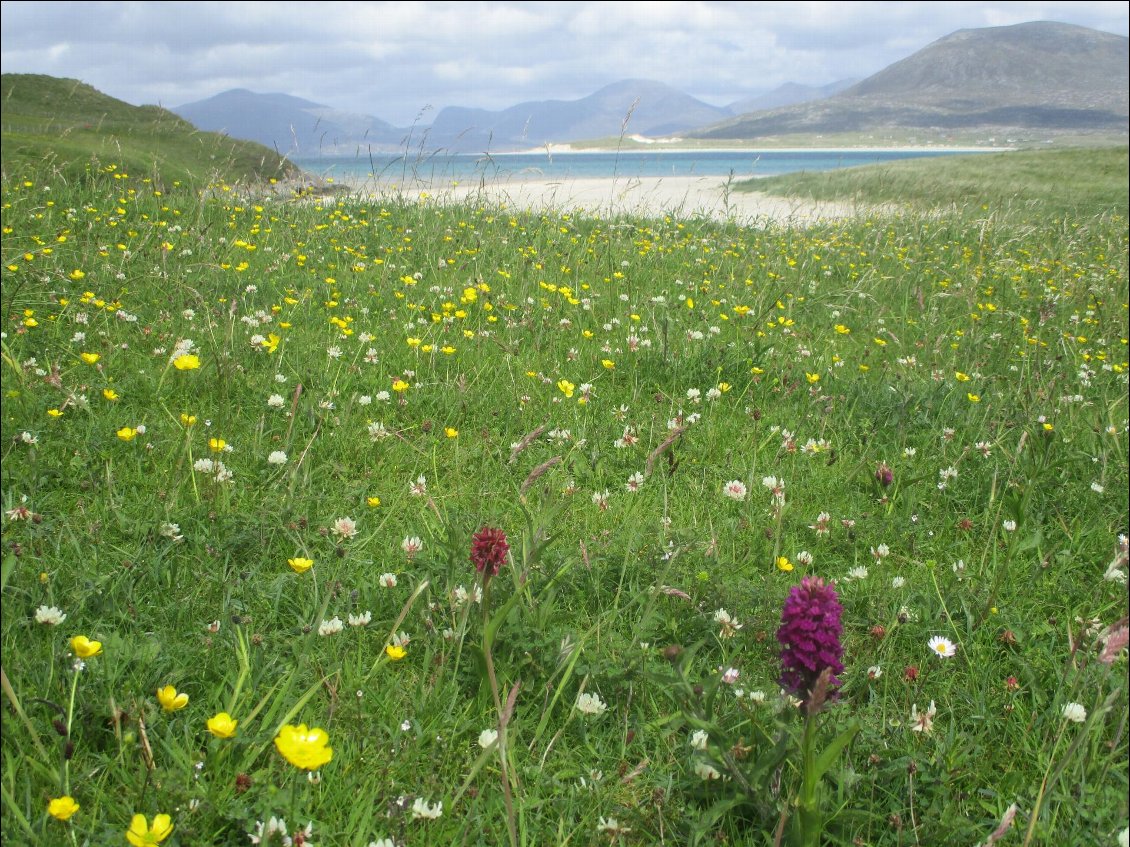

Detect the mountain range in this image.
[171,20,1127,156]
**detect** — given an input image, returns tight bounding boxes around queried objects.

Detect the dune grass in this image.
[1,151,1127,847]
[744,145,1129,219]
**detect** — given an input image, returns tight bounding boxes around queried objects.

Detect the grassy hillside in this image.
[1,74,299,185]
[744,146,1129,218]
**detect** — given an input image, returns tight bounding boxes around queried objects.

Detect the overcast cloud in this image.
[1,1,1127,125]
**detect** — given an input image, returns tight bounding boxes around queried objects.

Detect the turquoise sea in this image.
[292,148,993,183]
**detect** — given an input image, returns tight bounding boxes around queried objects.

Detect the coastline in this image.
[505,143,1016,155]
[342,174,873,224]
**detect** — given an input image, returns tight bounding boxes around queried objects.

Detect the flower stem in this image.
[481,576,518,847]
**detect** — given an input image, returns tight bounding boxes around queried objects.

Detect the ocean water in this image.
[292,148,990,184]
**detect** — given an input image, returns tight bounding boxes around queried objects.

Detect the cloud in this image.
[1,0,1126,124]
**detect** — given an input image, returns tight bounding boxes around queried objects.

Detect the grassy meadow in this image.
[1,150,1128,847]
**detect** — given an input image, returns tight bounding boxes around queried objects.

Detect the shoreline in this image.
[335,174,874,224]
[504,144,1017,155]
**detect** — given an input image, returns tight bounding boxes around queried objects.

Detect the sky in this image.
[1,1,1127,126]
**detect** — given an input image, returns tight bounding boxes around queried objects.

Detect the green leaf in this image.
[813,719,861,782]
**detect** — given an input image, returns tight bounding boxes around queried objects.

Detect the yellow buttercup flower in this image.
[156,685,189,712]
[80,352,100,365]
[126,813,173,846]
[391,379,410,393]
[47,795,80,821]
[70,635,102,658]
[117,427,138,441]
[180,413,196,427]
[776,557,794,573]
[288,557,314,574]
[386,644,407,661]
[208,438,226,453]
[103,388,120,401]
[366,496,381,508]
[206,712,237,738]
[557,379,575,398]
[445,427,458,438]
[172,354,200,370]
[274,723,333,771]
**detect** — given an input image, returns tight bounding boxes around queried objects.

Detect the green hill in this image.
[1,74,299,185]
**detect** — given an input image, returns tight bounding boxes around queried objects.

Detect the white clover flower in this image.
[694,760,722,780]
[575,692,607,716]
[348,611,372,627]
[379,573,398,588]
[34,605,67,626]
[478,728,498,748]
[690,729,709,750]
[722,480,747,501]
[267,450,288,465]
[410,798,442,820]
[267,394,285,408]
[1062,702,1087,723]
[318,616,344,637]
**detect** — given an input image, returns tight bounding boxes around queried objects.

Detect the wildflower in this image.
[557,379,575,398]
[275,724,333,770]
[576,692,608,716]
[927,635,957,658]
[69,635,102,658]
[776,556,794,572]
[47,795,80,821]
[103,388,119,401]
[318,616,344,636]
[348,611,372,627]
[846,566,869,581]
[401,536,423,557]
[126,813,173,846]
[117,426,139,441]
[1062,702,1087,723]
[172,354,200,370]
[80,352,100,365]
[248,817,293,845]
[159,522,184,542]
[722,480,747,501]
[385,644,407,661]
[867,665,882,680]
[720,667,740,684]
[410,798,443,820]
[910,701,937,733]
[267,450,287,465]
[694,761,722,780]
[288,557,314,574]
[871,544,890,560]
[35,605,66,626]
[796,551,814,567]
[596,817,632,837]
[777,576,844,708]
[625,471,644,492]
[867,460,893,489]
[470,526,509,579]
[156,685,189,712]
[478,728,499,748]
[713,608,742,638]
[332,516,358,540]
[207,712,237,738]
[378,572,397,588]
[367,496,382,508]
[592,490,610,510]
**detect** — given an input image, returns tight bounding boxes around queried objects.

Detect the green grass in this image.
[1,74,298,186]
[1,151,1127,847]
[744,145,1129,218]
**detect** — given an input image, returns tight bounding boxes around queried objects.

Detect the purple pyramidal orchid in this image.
[470,526,509,581]
[777,576,844,708]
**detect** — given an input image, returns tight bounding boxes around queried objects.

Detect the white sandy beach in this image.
[350,174,869,224]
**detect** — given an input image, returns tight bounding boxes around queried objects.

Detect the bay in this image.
[292,148,997,184]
